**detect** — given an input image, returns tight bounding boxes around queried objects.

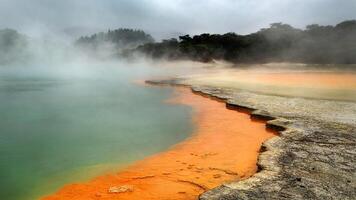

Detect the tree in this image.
[131,20,356,64]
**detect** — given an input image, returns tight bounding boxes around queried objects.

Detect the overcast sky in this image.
[0,0,355,40]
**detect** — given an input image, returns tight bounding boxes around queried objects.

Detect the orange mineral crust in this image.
[232,72,356,89]
[43,87,276,200]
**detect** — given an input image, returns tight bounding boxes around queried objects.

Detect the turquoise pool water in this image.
[0,62,193,200]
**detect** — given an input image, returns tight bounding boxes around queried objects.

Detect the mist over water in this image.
[0,44,193,200]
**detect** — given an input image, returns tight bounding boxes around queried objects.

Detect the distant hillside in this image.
[76,28,154,51]
[0,29,29,64]
[133,20,356,64]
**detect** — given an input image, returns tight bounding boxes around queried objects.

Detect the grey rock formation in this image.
[146,79,356,200]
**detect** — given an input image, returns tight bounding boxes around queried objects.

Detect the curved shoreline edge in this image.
[146,79,356,200]
[42,81,276,200]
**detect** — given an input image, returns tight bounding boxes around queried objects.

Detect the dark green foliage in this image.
[76,28,154,50]
[135,20,356,64]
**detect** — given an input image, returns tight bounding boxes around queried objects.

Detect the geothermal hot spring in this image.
[1,60,355,200]
[0,62,194,200]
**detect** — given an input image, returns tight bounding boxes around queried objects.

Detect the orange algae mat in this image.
[43,87,276,200]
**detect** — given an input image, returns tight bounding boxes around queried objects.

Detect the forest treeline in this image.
[0,28,156,64]
[76,28,154,50]
[1,21,355,64]
[133,20,356,64]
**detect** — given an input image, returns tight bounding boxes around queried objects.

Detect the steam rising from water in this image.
[0,33,196,200]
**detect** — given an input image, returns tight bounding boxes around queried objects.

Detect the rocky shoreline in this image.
[146,79,356,200]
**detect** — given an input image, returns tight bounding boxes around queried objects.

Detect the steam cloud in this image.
[0,0,355,68]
